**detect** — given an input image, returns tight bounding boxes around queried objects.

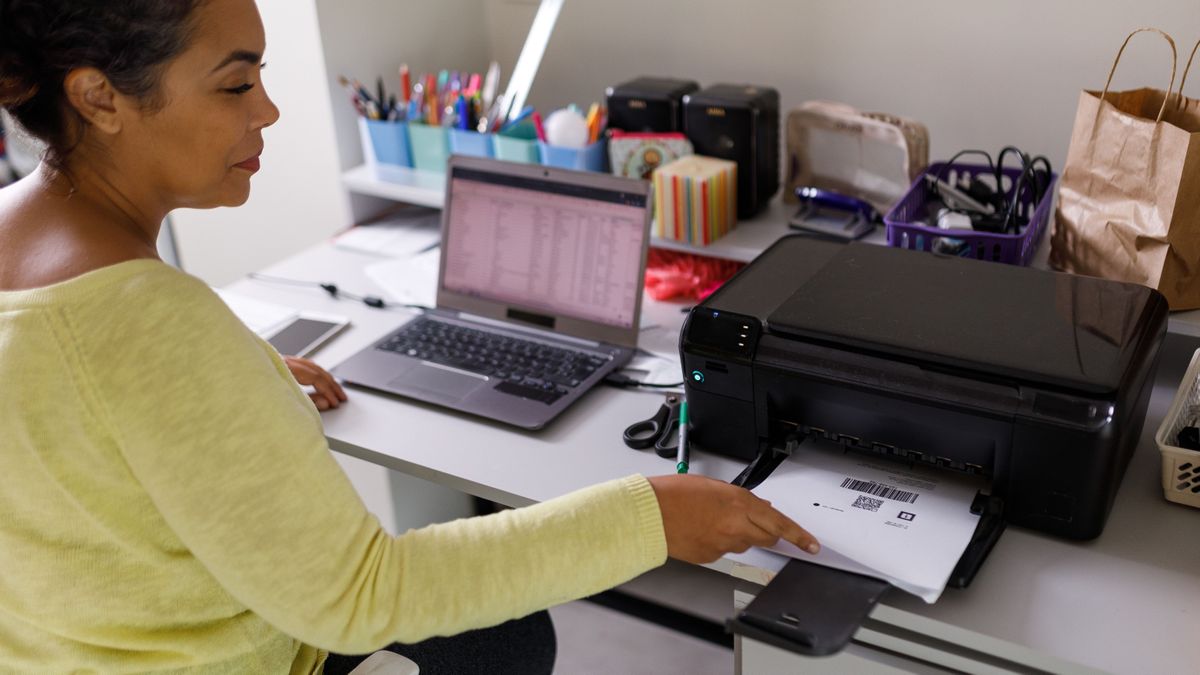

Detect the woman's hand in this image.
[283,355,348,411]
[647,474,819,564]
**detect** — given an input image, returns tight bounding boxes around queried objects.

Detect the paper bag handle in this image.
[1176,39,1199,110]
[1100,27,1177,123]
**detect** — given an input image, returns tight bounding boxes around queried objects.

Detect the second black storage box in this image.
[683,84,779,218]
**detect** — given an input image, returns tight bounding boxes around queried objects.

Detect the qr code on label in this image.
[852,495,883,512]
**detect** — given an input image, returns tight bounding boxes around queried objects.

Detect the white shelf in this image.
[650,198,812,263]
[341,162,806,262]
[342,164,446,209]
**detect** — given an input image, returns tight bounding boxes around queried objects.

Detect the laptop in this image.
[333,155,653,429]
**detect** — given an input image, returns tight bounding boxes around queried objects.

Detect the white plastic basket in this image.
[1154,348,1200,509]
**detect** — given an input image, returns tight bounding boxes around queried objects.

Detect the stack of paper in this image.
[738,439,984,603]
[334,206,441,258]
[213,288,298,336]
[363,246,441,308]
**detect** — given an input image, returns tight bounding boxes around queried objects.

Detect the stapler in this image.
[788,186,880,240]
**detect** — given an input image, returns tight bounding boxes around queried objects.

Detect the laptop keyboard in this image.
[377,318,610,404]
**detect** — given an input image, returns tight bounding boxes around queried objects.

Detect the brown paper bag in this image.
[1050,29,1200,309]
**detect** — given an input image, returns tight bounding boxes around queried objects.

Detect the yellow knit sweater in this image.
[0,259,667,673]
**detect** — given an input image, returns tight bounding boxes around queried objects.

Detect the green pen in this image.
[676,401,689,474]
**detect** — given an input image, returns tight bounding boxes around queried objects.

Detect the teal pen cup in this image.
[408,124,451,173]
[493,135,540,164]
[363,119,412,168]
[448,128,495,158]
[539,139,607,172]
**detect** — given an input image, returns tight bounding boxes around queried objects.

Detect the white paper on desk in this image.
[334,207,441,258]
[213,288,297,335]
[749,442,983,603]
[621,321,683,385]
[364,246,441,308]
[621,351,682,386]
[637,322,682,362]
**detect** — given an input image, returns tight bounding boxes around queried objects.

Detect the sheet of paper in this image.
[334,206,441,258]
[622,320,683,385]
[364,246,441,308]
[621,351,683,387]
[213,288,297,336]
[748,440,983,603]
[637,322,682,362]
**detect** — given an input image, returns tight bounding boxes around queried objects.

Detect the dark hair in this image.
[0,0,204,167]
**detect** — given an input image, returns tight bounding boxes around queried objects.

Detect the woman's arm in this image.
[80,267,666,653]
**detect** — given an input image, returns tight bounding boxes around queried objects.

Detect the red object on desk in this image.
[643,248,745,302]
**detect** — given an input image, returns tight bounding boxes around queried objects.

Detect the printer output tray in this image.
[727,484,1005,657]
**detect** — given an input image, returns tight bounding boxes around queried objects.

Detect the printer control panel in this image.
[682,308,763,458]
[683,308,760,360]
[681,308,760,400]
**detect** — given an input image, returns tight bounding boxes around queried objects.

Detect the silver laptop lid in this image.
[437,155,653,349]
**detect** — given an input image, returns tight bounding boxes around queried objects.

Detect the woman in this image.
[0,0,818,672]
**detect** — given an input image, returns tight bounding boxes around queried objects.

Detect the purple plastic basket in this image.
[884,162,1057,266]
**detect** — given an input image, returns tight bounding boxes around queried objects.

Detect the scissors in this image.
[623,395,682,459]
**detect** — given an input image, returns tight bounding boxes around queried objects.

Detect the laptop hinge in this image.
[445,310,603,348]
[507,307,555,329]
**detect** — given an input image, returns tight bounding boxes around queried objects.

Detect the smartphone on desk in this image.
[265,314,348,357]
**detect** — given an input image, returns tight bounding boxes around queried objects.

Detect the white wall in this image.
[487,0,1198,171]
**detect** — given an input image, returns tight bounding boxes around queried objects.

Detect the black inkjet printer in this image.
[680,236,1168,656]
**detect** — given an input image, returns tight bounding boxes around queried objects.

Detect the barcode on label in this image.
[852,495,882,512]
[840,477,919,504]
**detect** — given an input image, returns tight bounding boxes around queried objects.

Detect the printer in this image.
[681,236,1169,654]
[683,235,1166,539]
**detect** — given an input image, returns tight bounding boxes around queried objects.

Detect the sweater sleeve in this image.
[76,269,667,653]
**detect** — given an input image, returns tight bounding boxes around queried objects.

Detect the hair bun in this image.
[0,3,39,107]
[0,70,39,108]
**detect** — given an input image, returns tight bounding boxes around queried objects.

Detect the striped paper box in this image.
[652,155,738,245]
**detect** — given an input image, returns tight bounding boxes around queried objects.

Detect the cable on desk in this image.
[604,372,684,389]
[247,273,431,312]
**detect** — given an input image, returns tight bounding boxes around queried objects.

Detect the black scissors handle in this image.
[623,395,681,458]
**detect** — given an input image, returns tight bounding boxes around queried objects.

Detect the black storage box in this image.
[683,83,780,218]
[605,77,698,133]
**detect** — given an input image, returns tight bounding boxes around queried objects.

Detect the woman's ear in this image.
[63,68,122,136]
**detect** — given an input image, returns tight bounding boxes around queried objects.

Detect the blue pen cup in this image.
[408,124,451,172]
[448,129,495,158]
[493,135,540,164]
[539,139,607,172]
[363,119,412,168]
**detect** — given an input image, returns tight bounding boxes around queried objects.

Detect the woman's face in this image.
[116,0,279,209]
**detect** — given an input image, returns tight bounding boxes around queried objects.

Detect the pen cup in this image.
[361,118,412,168]
[539,139,608,172]
[408,123,451,173]
[447,128,495,158]
[493,135,540,164]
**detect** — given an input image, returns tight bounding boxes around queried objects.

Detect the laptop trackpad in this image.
[393,364,486,403]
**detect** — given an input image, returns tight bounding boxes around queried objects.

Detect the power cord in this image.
[930,147,1052,236]
[247,273,431,312]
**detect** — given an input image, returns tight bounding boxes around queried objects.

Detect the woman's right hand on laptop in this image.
[647,474,819,564]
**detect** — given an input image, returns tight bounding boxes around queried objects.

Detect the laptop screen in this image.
[441,166,649,330]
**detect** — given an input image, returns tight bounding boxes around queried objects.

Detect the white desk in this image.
[227,239,1200,675]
